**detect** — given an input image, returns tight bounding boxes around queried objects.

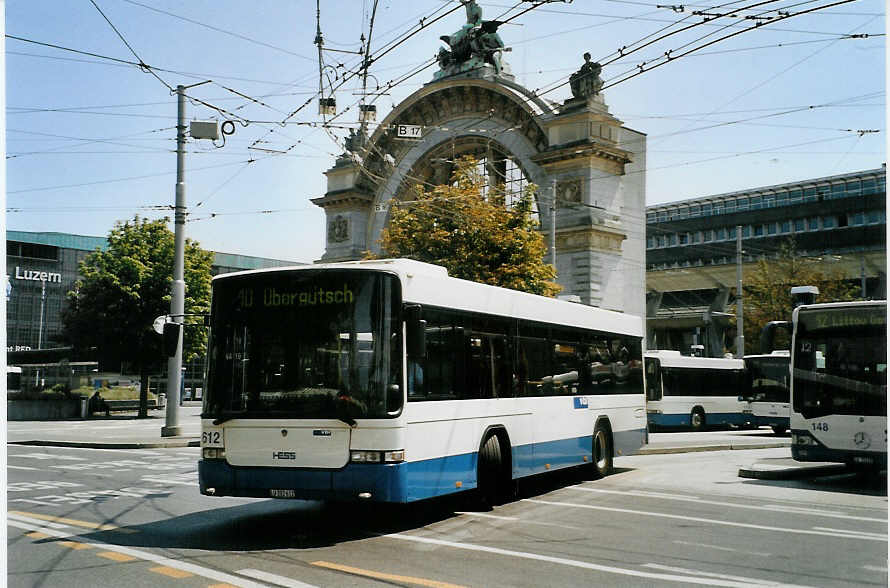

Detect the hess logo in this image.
[272,451,297,460]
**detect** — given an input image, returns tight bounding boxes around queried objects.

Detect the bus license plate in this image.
[270,489,296,498]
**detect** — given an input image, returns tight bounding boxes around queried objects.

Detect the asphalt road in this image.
[7,445,886,588]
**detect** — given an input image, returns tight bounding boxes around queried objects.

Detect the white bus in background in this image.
[199,259,647,505]
[644,350,747,431]
[742,351,791,434]
[789,300,886,470]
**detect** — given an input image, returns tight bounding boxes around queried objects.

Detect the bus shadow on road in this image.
[62,468,637,552]
[738,469,887,497]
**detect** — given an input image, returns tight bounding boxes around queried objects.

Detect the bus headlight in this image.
[202,448,226,459]
[350,450,405,464]
[792,432,816,446]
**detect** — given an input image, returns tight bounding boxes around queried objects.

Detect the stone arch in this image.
[356,79,554,251]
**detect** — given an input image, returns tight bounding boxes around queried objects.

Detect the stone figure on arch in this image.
[569,52,603,99]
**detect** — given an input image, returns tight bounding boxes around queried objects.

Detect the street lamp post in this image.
[161,81,212,437]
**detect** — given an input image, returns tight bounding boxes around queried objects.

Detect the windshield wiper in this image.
[211,412,238,425]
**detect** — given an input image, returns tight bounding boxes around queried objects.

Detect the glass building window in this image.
[754,225,764,237]
[725,199,736,212]
[776,191,788,206]
[867,210,884,224]
[780,220,791,233]
[647,213,655,223]
[737,197,749,210]
[861,178,877,195]
[647,237,655,249]
[668,233,677,246]
[689,205,701,217]
[845,180,860,196]
[728,226,737,239]
[803,187,817,202]
[808,217,820,231]
[702,230,713,242]
[692,231,701,243]
[742,225,751,237]
[713,202,724,215]
[715,227,726,240]
[655,235,664,247]
[763,195,775,208]
[702,203,712,216]
[767,223,777,235]
[750,196,762,210]
[794,218,805,232]
[829,184,845,199]
[789,189,802,203]
[877,175,885,192]
[822,216,837,228]
[679,232,689,245]
[848,212,865,226]
[657,211,667,221]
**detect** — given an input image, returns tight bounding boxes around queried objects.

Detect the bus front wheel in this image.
[592,423,613,478]
[771,425,788,435]
[690,408,706,432]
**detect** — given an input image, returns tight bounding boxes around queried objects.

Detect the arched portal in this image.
[312,66,647,317]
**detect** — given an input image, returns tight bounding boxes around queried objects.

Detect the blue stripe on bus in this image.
[648,412,749,427]
[199,427,648,503]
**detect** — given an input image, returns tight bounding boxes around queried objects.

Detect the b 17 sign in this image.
[396,124,422,139]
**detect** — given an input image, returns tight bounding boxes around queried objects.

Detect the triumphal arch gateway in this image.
[312,2,646,317]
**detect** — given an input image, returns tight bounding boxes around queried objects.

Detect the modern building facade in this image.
[6,230,301,393]
[645,166,887,356]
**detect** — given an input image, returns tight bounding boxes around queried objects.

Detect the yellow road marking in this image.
[26,531,50,539]
[9,510,135,532]
[150,566,195,579]
[207,584,239,588]
[59,541,92,550]
[312,561,468,588]
[98,551,138,562]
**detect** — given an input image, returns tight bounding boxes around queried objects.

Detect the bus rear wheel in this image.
[592,423,613,478]
[771,425,787,435]
[478,435,503,509]
[690,408,706,432]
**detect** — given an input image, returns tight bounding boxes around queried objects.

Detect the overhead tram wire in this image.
[88,0,173,91]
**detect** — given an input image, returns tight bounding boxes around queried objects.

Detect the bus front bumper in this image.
[198,459,409,502]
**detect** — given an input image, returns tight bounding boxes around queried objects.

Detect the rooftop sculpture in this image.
[433,0,510,81]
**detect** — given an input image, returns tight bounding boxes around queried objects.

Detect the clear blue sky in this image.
[6,0,885,263]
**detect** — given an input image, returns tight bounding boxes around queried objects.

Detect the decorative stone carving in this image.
[558,179,582,204]
[327,215,349,243]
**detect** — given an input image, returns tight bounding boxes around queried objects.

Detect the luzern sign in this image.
[12,266,62,283]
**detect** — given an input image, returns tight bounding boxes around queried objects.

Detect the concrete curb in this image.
[9,439,200,450]
[638,441,791,455]
[738,462,847,480]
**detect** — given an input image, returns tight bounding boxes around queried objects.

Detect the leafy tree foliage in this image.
[374,156,561,297]
[732,238,858,354]
[62,216,213,416]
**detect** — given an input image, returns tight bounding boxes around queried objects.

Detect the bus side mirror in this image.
[759,321,790,354]
[404,304,426,359]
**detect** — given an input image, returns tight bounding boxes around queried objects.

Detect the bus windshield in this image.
[793,307,887,419]
[744,357,789,403]
[205,270,402,420]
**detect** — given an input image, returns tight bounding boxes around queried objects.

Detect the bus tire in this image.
[771,425,787,435]
[690,407,706,432]
[478,435,502,509]
[592,422,613,479]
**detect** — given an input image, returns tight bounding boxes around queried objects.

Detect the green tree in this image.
[732,238,858,354]
[62,216,213,417]
[373,156,561,297]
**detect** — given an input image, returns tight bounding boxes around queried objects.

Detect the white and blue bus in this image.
[199,259,647,504]
[644,350,747,431]
[790,300,886,470]
[742,351,791,434]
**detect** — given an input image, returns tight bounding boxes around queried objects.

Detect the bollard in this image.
[157,393,166,409]
[81,397,89,419]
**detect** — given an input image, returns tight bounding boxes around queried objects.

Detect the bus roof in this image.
[644,350,744,369]
[212,258,644,337]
